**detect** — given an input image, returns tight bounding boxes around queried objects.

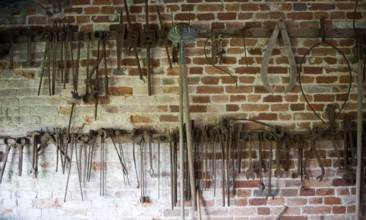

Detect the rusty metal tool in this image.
[109,8,125,74]
[203,126,209,191]
[304,127,325,181]
[16,137,29,176]
[246,131,256,180]
[28,131,41,178]
[75,133,87,200]
[101,32,109,97]
[258,132,265,192]
[94,32,102,120]
[139,133,148,203]
[64,131,75,202]
[99,129,107,196]
[264,130,275,199]
[141,0,156,95]
[156,5,172,69]
[131,132,140,188]
[273,127,284,178]
[0,138,15,183]
[218,128,226,206]
[51,22,58,96]
[116,130,129,184]
[148,131,154,177]
[38,32,52,96]
[124,0,143,81]
[86,130,97,182]
[211,128,217,196]
[260,20,297,93]
[108,129,128,176]
[342,115,356,184]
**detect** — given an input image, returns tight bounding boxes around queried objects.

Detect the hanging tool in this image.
[156,5,173,69]
[51,22,58,96]
[101,32,109,97]
[258,132,265,192]
[75,133,87,200]
[109,8,126,74]
[16,137,29,176]
[139,133,148,203]
[141,0,156,95]
[304,127,325,181]
[342,115,356,184]
[204,33,237,87]
[99,129,107,196]
[148,130,154,177]
[94,32,102,120]
[0,138,15,183]
[264,130,275,199]
[86,130,97,182]
[38,32,52,96]
[298,17,352,125]
[124,0,143,81]
[246,131,256,180]
[218,127,227,206]
[131,131,140,188]
[64,131,75,202]
[108,129,128,176]
[168,23,198,212]
[261,20,297,93]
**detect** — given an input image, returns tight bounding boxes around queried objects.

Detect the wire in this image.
[204,33,238,87]
[298,40,352,125]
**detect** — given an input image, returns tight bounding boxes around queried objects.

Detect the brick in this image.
[316,188,335,196]
[241,104,269,112]
[294,3,307,11]
[324,197,341,205]
[290,103,305,111]
[189,105,207,113]
[237,189,251,197]
[257,207,270,215]
[281,189,298,197]
[332,206,346,214]
[93,0,111,5]
[229,207,256,216]
[299,188,315,196]
[230,95,246,102]
[252,113,278,121]
[197,4,223,11]
[201,76,219,85]
[226,104,239,112]
[248,198,267,206]
[288,12,313,20]
[196,86,224,94]
[84,7,100,14]
[303,206,331,214]
[226,85,253,93]
[308,3,335,11]
[73,0,90,5]
[235,67,260,74]
[130,115,153,123]
[271,104,289,111]
[263,95,283,102]
[108,87,133,96]
[235,180,259,188]
[197,13,214,21]
[32,198,63,208]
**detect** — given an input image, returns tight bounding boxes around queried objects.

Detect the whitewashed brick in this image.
[14,190,37,199]
[14,208,42,218]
